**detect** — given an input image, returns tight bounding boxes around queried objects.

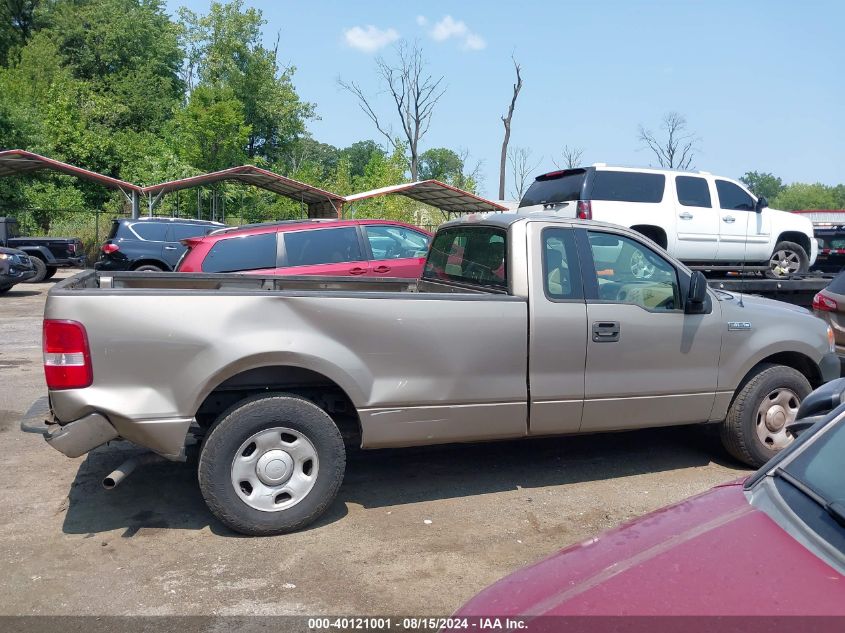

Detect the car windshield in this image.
[781,417,845,508]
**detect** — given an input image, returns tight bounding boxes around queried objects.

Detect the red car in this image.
[177,219,432,278]
[453,380,845,622]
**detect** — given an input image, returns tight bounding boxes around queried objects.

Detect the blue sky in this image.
[166,0,844,199]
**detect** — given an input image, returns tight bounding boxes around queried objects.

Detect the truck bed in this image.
[54,270,494,295]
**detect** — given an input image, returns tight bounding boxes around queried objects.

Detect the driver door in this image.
[579,229,722,431]
[362,224,431,278]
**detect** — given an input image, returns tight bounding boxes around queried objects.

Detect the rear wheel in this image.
[133,264,164,272]
[24,257,47,283]
[43,266,58,280]
[198,393,346,536]
[766,241,809,278]
[0,285,11,295]
[720,364,810,467]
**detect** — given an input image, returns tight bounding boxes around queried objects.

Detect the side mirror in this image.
[755,196,768,213]
[686,270,708,313]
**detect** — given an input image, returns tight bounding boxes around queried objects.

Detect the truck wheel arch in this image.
[194,364,363,448]
[773,231,811,257]
[734,351,822,395]
[20,245,55,263]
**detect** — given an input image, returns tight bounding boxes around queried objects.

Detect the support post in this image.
[131,191,140,219]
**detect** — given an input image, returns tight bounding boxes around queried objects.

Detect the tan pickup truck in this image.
[24,214,840,535]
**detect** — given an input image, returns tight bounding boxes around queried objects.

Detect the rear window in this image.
[130,222,168,241]
[202,233,277,273]
[423,226,508,291]
[283,227,364,267]
[826,270,845,294]
[589,171,665,203]
[519,170,587,207]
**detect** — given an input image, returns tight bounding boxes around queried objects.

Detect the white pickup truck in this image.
[519,164,817,278]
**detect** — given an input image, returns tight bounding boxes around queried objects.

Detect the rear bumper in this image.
[20,397,118,458]
[94,257,130,271]
[819,352,842,383]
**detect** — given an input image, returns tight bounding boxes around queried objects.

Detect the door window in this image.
[284,227,363,267]
[676,176,712,207]
[364,225,430,260]
[587,231,680,311]
[170,224,212,241]
[201,232,277,272]
[542,228,582,300]
[716,180,755,211]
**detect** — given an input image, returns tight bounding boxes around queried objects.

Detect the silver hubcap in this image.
[756,388,800,450]
[630,251,655,279]
[231,427,319,512]
[769,250,800,276]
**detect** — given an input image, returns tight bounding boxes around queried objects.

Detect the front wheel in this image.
[24,257,47,283]
[198,393,346,536]
[720,364,810,467]
[766,241,809,279]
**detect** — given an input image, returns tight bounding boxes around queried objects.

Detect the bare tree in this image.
[638,112,699,170]
[508,146,542,201]
[552,145,585,169]
[498,57,523,200]
[338,41,445,181]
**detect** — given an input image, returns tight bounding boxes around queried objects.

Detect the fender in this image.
[18,245,56,263]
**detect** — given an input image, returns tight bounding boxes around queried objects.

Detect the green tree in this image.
[419,147,463,182]
[739,171,785,201]
[341,140,384,179]
[179,0,314,163]
[771,183,838,211]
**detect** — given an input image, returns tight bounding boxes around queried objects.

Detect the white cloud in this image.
[463,33,486,51]
[343,25,400,53]
[416,15,428,27]
[429,15,486,51]
[431,15,467,41]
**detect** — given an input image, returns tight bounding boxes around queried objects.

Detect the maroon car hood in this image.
[457,482,845,616]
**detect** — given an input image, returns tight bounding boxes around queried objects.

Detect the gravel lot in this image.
[0,271,748,616]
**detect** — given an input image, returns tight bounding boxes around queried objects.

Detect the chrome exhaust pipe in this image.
[102,453,164,490]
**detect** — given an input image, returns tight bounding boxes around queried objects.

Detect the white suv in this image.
[518,164,817,278]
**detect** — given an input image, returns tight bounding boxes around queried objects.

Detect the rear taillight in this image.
[43,320,92,389]
[68,243,77,254]
[101,243,119,254]
[812,292,838,312]
[576,200,592,220]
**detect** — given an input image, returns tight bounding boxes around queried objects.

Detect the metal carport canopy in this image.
[141,165,345,218]
[0,149,142,193]
[342,180,508,214]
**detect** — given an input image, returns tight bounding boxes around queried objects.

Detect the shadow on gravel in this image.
[3,289,41,297]
[62,424,743,537]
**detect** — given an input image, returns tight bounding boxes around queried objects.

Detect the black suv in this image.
[96,218,224,272]
[0,217,85,283]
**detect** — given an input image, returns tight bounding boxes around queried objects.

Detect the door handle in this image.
[163,245,178,250]
[592,321,620,343]
[349,267,367,275]
[678,212,693,220]
[722,215,735,223]
[373,265,391,274]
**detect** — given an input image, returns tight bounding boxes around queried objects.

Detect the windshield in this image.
[519,170,587,207]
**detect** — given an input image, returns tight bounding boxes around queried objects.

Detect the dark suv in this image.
[95,218,224,272]
[0,217,85,283]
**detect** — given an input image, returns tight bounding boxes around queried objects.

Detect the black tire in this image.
[720,364,811,467]
[133,264,164,272]
[43,266,58,280]
[0,285,11,295]
[24,257,47,283]
[198,393,346,536]
[766,241,809,279]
